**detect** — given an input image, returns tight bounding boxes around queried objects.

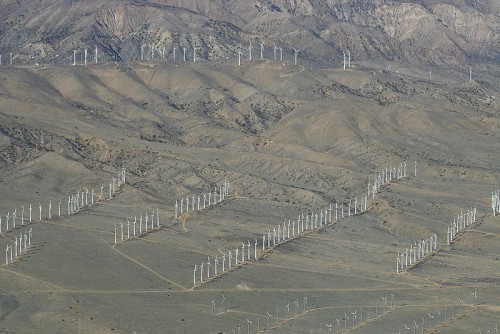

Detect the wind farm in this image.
[0,0,499,333]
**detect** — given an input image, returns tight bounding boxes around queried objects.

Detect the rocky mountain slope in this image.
[1,0,499,67]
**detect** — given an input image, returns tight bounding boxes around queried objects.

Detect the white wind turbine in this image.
[293,48,299,65]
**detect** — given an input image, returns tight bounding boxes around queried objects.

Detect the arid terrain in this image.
[0,1,499,333]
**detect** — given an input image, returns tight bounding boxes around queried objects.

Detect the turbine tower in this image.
[293,48,299,65]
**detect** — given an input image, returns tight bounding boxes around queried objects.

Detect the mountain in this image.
[1,0,500,67]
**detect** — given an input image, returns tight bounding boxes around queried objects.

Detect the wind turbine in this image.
[238,50,242,66]
[344,313,349,331]
[293,48,299,65]
[259,42,264,59]
[249,42,253,61]
[273,44,277,60]
[193,47,197,63]
[284,303,290,318]
[343,52,346,70]
[347,49,351,67]
[246,319,252,334]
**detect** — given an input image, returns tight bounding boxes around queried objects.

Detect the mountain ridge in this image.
[1,0,499,67]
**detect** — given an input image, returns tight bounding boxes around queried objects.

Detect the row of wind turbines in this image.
[398,291,480,334]
[5,228,32,265]
[0,40,354,70]
[236,42,303,66]
[2,168,126,266]
[2,169,125,235]
[175,180,230,218]
[193,160,415,287]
